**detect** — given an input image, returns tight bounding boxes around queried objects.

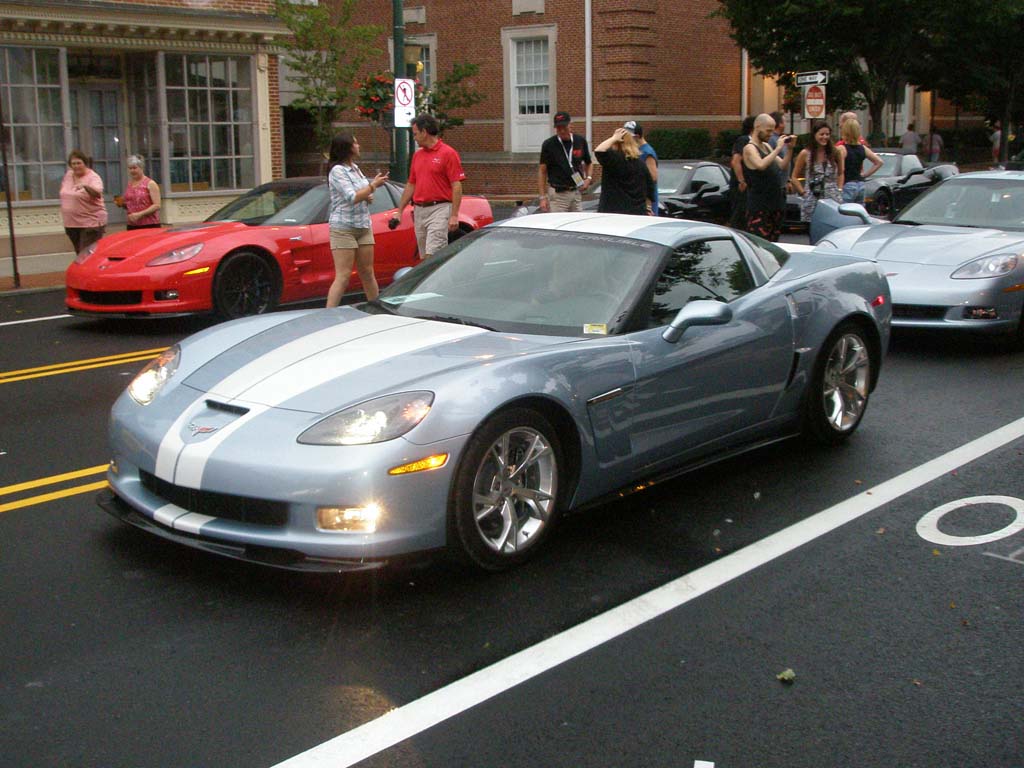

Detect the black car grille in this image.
[892,304,948,320]
[140,470,288,527]
[77,290,143,305]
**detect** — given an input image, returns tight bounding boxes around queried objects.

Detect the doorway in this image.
[69,80,125,224]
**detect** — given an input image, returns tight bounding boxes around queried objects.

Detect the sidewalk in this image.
[0,250,71,295]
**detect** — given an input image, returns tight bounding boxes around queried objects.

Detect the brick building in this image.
[283,0,753,195]
[0,0,286,261]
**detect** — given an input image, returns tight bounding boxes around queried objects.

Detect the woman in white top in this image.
[326,132,388,308]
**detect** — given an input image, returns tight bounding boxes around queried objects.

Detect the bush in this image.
[647,128,713,159]
[716,129,742,158]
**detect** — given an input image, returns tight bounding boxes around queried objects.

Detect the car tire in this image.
[803,322,874,445]
[212,250,280,319]
[449,408,564,571]
[874,189,893,219]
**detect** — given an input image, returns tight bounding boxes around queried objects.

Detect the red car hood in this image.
[85,221,256,263]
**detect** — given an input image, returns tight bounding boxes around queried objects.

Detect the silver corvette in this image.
[817,171,1024,349]
[100,213,891,571]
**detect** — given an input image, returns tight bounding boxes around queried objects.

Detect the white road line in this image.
[0,314,72,328]
[271,415,1024,768]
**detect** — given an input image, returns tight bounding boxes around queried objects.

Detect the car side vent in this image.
[205,399,249,415]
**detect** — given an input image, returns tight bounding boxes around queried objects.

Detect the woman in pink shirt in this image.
[118,154,162,230]
[59,150,107,254]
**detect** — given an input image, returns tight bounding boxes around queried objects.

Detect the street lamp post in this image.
[0,85,20,289]
[391,0,408,182]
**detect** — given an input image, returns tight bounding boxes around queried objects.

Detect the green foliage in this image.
[647,128,713,159]
[716,129,742,158]
[425,62,486,132]
[355,71,426,124]
[273,0,383,152]
[714,0,926,133]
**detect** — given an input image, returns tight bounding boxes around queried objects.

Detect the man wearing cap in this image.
[625,120,659,215]
[391,113,466,260]
[538,111,593,212]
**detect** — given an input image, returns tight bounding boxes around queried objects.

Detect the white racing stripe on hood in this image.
[236,320,489,406]
[155,394,207,482]
[208,314,420,401]
[173,404,270,489]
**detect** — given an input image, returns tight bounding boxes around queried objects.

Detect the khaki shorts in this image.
[548,188,582,213]
[413,202,451,259]
[330,227,374,250]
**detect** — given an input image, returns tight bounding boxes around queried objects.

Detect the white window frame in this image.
[501,24,557,153]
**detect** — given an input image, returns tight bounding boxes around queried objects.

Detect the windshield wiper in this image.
[419,314,497,331]
[360,298,396,315]
[893,219,922,226]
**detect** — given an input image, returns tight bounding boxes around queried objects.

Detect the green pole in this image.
[391,0,408,182]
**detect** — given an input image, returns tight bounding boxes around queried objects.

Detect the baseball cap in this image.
[623,120,642,136]
[553,111,571,126]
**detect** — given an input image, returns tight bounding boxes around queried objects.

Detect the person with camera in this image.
[791,120,845,222]
[742,113,794,241]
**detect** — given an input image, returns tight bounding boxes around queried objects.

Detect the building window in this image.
[514,38,549,116]
[127,53,162,183]
[405,43,432,89]
[165,53,254,192]
[0,47,66,201]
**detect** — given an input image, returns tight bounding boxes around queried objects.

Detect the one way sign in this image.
[795,70,829,86]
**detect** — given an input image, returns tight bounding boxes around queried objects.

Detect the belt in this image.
[412,200,451,207]
[552,187,576,193]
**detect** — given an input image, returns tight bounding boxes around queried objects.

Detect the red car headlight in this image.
[147,242,204,267]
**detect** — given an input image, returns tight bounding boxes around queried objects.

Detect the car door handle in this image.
[289,235,303,241]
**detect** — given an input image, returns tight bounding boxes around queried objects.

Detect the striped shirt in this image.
[328,162,371,230]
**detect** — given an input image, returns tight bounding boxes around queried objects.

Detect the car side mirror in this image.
[695,184,722,199]
[662,300,733,343]
[900,168,927,183]
[393,266,413,281]
[837,202,872,224]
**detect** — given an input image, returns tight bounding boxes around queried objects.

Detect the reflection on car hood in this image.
[88,221,253,260]
[182,309,572,414]
[837,223,1024,266]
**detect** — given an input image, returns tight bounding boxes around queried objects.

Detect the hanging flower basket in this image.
[355,71,425,124]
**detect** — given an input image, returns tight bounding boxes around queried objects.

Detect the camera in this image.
[809,177,825,198]
[388,217,399,230]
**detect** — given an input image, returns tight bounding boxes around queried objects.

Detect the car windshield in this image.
[206,183,325,225]
[894,178,1024,231]
[658,165,692,194]
[874,154,901,177]
[369,226,667,337]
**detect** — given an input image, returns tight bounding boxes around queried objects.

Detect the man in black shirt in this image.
[538,111,593,212]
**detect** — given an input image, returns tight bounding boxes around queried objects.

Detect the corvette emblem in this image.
[188,423,219,435]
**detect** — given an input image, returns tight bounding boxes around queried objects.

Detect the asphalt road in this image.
[1,288,1022,768]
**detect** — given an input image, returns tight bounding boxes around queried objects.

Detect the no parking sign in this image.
[394,78,416,128]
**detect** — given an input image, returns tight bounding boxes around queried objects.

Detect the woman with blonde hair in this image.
[838,118,883,203]
[594,127,655,215]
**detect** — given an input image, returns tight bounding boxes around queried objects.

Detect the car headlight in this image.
[147,242,204,267]
[298,392,434,446]
[128,345,180,405]
[951,253,1019,279]
[74,242,99,265]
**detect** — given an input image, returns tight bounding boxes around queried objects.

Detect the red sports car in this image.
[65,178,494,318]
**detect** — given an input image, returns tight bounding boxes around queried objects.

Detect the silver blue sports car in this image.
[816,171,1024,349]
[100,213,891,571]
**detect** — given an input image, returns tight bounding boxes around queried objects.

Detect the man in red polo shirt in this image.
[390,113,467,260]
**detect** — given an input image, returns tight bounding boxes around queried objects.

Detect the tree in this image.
[273,0,383,153]
[908,0,1024,162]
[715,0,928,138]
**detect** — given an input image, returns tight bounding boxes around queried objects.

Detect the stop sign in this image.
[804,84,826,119]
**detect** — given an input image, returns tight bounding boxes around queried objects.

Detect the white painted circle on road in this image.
[916,495,1024,546]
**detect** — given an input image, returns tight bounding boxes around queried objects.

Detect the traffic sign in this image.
[795,70,829,87]
[394,78,416,128]
[804,84,826,119]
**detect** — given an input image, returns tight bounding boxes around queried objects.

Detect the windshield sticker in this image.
[380,292,442,305]
[583,323,608,335]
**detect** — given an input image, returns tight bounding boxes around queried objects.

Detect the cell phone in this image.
[388,217,399,230]
[784,135,795,144]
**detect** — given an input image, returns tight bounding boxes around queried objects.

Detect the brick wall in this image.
[268,54,284,179]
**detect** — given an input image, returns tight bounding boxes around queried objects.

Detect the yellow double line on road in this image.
[0,347,166,384]
[0,464,109,514]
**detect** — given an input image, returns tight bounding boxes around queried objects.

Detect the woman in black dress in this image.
[594,127,655,215]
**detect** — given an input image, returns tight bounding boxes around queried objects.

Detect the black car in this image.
[515,160,730,218]
[863,151,959,217]
[657,161,732,223]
